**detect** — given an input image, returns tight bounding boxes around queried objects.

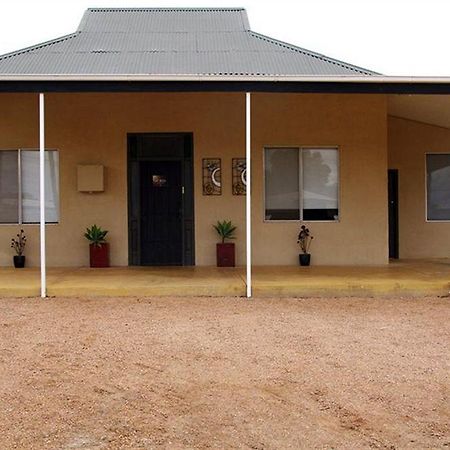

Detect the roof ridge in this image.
[74,31,250,34]
[0,33,79,61]
[248,31,379,75]
[86,7,246,12]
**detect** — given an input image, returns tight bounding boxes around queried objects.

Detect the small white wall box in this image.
[77,165,104,192]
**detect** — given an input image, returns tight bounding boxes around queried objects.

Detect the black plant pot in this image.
[299,253,311,266]
[13,255,25,268]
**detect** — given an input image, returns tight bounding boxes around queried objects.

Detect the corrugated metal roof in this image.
[0,8,377,77]
[77,8,251,32]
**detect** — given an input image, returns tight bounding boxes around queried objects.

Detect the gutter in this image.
[0,74,449,83]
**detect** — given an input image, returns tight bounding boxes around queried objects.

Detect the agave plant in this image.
[84,224,108,247]
[213,220,236,243]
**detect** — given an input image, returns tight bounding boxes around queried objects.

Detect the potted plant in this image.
[11,229,27,268]
[213,220,236,267]
[84,224,109,268]
[297,225,314,266]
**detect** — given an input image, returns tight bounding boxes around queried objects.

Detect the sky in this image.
[0,0,449,76]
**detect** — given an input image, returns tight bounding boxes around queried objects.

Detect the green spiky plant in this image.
[84,224,108,247]
[213,220,236,243]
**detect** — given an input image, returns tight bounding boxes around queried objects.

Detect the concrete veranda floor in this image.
[0,259,449,297]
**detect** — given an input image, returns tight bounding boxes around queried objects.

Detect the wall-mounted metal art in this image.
[232,158,246,195]
[202,158,222,195]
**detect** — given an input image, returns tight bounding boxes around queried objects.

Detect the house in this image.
[0,8,449,297]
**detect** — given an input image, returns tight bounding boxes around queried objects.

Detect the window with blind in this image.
[0,150,60,224]
[426,153,450,221]
[264,147,339,221]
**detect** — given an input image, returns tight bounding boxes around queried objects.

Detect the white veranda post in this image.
[246,92,252,298]
[39,93,46,298]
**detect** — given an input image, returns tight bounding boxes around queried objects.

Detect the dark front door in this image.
[128,133,195,266]
[140,161,183,265]
[388,169,399,259]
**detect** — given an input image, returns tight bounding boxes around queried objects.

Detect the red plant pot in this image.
[89,243,110,268]
[216,243,235,267]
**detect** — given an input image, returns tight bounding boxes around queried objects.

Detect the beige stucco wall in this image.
[252,93,388,265]
[388,116,450,259]
[0,92,388,267]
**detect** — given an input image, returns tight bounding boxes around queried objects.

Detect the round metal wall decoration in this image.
[232,158,246,195]
[211,166,221,187]
[241,168,247,186]
[202,158,222,195]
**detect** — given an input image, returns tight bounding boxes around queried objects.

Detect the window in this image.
[0,151,19,223]
[265,147,339,221]
[0,150,59,224]
[426,154,450,221]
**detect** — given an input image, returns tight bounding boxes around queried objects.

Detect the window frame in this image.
[0,148,60,225]
[263,145,341,223]
[425,152,450,223]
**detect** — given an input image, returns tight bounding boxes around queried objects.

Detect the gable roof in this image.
[0,8,377,78]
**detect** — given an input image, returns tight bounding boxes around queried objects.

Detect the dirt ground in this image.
[0,296,449,449]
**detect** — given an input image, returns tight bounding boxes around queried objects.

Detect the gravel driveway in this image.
[0,296,449,449]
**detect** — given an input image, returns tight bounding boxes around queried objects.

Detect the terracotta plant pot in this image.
[89,243,110,268]
[13,255,25,268]
[299,253,311,266]
[216,243,235,267]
